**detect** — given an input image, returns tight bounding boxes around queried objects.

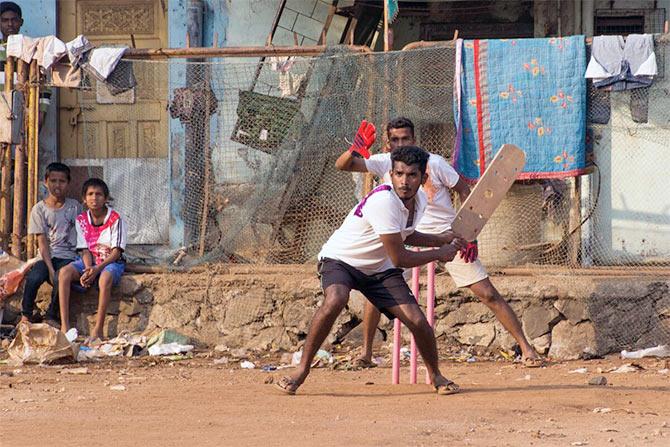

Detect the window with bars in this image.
[594,8,666,35]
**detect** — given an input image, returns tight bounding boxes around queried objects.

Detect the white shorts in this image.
[444,256,489,288]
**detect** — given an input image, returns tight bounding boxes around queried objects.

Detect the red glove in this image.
[349,120,376,159]
[460,240,478,263]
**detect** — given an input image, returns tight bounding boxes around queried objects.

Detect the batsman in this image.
[335,117,544,368]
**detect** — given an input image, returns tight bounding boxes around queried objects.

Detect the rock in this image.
[655,296,670,318]
[118,276,142,296]
[531,334,551,355]
[119,298,143,317]
[134,289,154,305]
[345,291,367,318]
[554,299,589,324]
[490,321,518,351]
[338,322,385,347]
[283,300,315,335]
[445,302,494,327]
[549,320,598,360]
[247,326,292,351]
[150,300,200,329]
[522,305,561,339]
[76,313,89,336]
[588,376,607,386]
[59,367,89,375]
[220,292,274,330]
[457,323,495,347]
[109,384,126,391]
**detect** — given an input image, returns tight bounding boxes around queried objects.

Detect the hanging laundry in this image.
[104,60,136,96]
[39,36,67,70]
[82,46,128,82]
[65,35,94,68]
[267,56,304,97]
[6,34,37,63]
[51,63,81,88]
[453,36,588,181]
[268,56,295,73]
[585,34,657,91]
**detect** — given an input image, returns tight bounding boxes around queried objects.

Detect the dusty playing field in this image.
[1,355,669,447]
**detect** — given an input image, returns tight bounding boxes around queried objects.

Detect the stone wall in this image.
[6,266,669,359]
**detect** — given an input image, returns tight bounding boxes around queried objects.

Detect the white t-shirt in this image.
[75,207,127,265]
[318,184,427,274]
[365,153,460,234]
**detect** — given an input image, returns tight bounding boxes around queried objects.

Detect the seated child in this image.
[21,162,81,323]
[58,178,127,340]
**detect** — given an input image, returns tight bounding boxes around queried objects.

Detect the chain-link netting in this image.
[68,41,669,274]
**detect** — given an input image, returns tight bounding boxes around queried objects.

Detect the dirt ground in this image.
[1,354,669,447]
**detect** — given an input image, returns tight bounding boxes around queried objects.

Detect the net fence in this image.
[68,41,670,273]
[55,38,670,354]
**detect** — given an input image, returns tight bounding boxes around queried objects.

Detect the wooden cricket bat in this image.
[451,144,526,242]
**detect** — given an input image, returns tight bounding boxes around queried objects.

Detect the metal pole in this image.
[11,60,27,258]
[1,56,14,249]
[124,45,372,59]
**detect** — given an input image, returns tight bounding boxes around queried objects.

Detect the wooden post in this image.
[568,177,582,267]
[26,60,38,258]
[11,60,27,258]
[0,56,14,249]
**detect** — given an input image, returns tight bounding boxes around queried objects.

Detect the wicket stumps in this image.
[391,260,436,384]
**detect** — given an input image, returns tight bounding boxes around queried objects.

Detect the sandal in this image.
[522,357,546,368]
[351,357,377,370]
[434,379,460,395]
[274,376,300,395]
[83,336,102,347]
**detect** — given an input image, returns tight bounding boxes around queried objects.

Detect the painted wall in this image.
[588,50,670,264]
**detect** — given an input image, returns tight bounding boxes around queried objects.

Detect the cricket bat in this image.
[451,144,526,242]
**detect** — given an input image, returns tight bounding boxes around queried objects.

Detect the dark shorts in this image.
[317,257,417,319]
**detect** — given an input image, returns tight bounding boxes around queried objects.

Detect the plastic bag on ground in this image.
[148,342,194,356]
[7,322,78,364]
[146,329,190,348]
[621,345,670,359]
[0,251,39,302]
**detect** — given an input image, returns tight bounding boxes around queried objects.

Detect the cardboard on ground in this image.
[451,144,526,242]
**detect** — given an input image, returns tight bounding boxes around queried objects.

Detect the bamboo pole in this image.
[11,60,27,258]
[0,56,14,250]
[32,62,39,234]
[26,60,38,258]
[123,44,371,59]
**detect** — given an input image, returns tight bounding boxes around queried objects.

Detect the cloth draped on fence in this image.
[453,35,588,180]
